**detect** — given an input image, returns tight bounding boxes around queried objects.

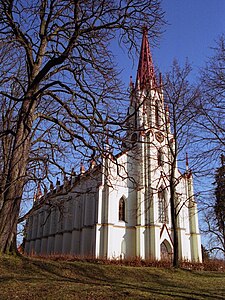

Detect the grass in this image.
[0,256,225,299]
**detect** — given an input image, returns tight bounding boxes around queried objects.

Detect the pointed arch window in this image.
[131,132,137,146]
[119,197,126,221]
[157,149,164,167]
[158,187,168,223]
[155,101,160,127]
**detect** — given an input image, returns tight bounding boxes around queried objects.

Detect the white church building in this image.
[24,29,202,262]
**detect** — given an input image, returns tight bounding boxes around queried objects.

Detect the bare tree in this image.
[163,60,201,267]
[197,35,225,164]
[201,155,225,258]
[0,1,165,254]
[195,35,225,257]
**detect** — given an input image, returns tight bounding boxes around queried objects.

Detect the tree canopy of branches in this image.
[0,0,165,254]
[213,154,225,255]
[195,35,225,258]
[201,155,225,258]
[163,60,201,267]
[197,35,225,164]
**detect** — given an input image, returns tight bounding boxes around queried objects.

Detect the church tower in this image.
[126,28,202,261]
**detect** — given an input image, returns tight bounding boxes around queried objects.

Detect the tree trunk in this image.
[0,98,34,254]
[170,162,179,268]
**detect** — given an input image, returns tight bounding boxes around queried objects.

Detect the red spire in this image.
[136,27,156,90]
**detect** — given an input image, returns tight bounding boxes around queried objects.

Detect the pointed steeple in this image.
[136,27,157,90]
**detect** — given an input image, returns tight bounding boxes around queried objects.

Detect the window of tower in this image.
[131,132,137,146]
[119,197,126,221]
[157,149,164,167]
[158,187,168,223]
[155,101,160,127]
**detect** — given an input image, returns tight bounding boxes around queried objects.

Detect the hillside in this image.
[0,256,225,299]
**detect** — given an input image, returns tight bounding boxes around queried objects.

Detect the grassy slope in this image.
[0,256,225,300]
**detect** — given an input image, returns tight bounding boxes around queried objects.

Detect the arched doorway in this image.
[160,239,173,261]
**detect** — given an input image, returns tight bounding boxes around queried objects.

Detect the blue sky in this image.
[119,0,225,85]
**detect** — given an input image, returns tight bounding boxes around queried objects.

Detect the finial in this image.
[105,128,110,153]
[142,24,148,33]
[105,127,109,145]
[34,181,42,202]
[186,152,189,169]
[129,76,134,91]
[71,167,76,177]
[166,104,169,112]
[44,185,48,195]
[90,159,96,169]
[50,181,54,191]
[80,161,85,174]
[159,73,163,87]
[37,181,42,198]
[71,167,76,184]
[185,153,193,179]
[56,177,60,186]
[64,173,69,187]
[33,192,37,203]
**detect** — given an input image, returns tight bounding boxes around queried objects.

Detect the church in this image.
[24,29,202,262]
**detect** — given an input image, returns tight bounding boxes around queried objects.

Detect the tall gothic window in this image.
[157,149,164,167]
[131,132,137,146]
[158,187,168,223]
[155,101,160,127]
[119,197,126,221]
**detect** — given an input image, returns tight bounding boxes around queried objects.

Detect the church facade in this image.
[24,30,202,262]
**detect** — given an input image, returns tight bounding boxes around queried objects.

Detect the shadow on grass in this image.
[1,256,225,299]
